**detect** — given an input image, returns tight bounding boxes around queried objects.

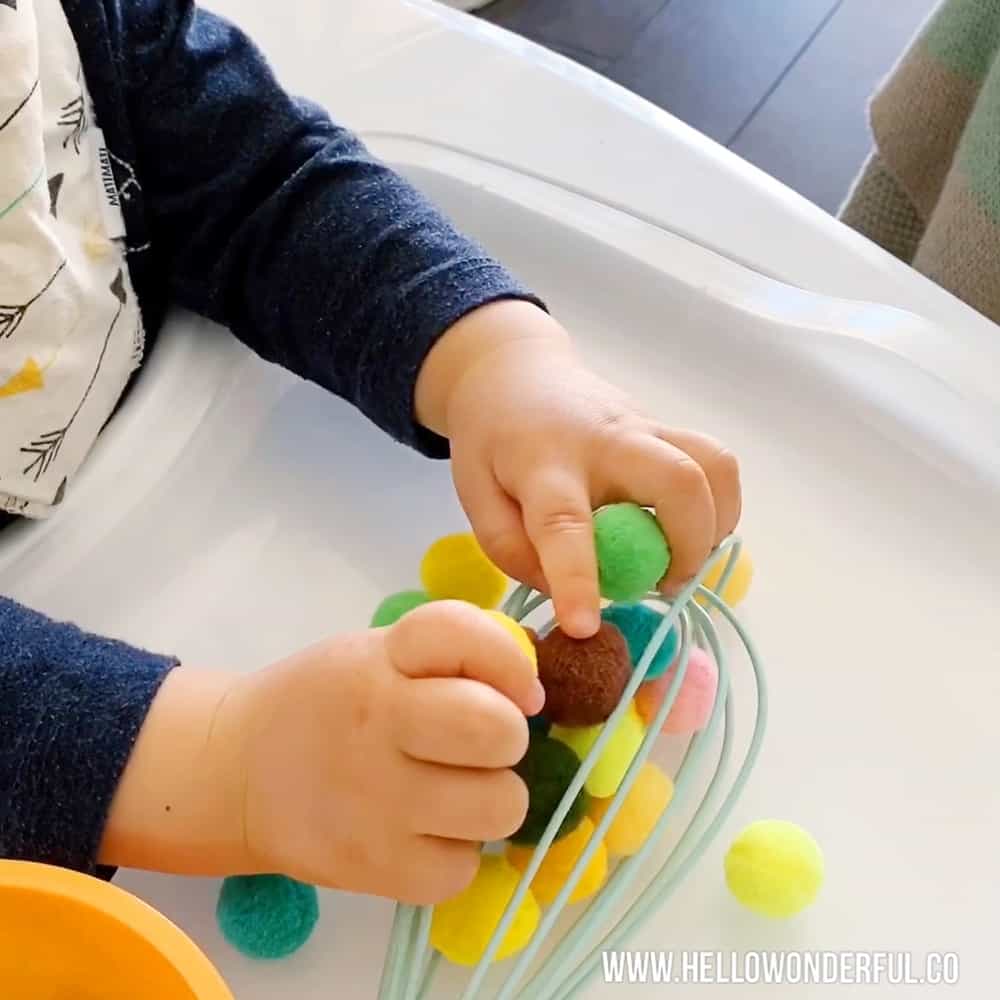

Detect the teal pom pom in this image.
[217,875,319,960]
[371,590,431,627]
[511,732,589,845]
[527,714,551,736]
[601,603,679,680]
[593,504,671,602]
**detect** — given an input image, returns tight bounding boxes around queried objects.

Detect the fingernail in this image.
[528,679,546,715]
[572,609,601,637]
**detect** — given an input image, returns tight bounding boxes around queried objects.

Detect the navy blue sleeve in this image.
[103,0,544,457]
[0,597,176,875]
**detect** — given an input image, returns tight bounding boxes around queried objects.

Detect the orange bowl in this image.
[0,861,233,999]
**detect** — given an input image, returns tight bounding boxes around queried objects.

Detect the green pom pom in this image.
[217,875,319,960]
[371,590,431,627]
[511,732,589,845]
[593,504,671,602]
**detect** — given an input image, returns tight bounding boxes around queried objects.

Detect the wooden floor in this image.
[479,0,939,213]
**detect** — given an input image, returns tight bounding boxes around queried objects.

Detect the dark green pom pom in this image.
[217,875,319,960]
[593,504,670,602]
[511,732,589,845]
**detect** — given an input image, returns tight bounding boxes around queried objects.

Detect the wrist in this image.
[99,666,257,876]
[415,299,572,438]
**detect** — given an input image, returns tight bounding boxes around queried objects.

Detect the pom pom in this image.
[485,610,537,672]
[527,714,551,735]
[600,603,679,680]
[724,820,824,918]
[430,855,540,966]
[535,623,631,727]
[593,504,670,602]
[506,817,607,905]
[698,547,753,608]
[551,702,646,798]
[420,533,507,609]
[216,875,319,960]
[370,590,431,627]
[511,732,590,845]
[635,646,718,734]
[588,762,674,857]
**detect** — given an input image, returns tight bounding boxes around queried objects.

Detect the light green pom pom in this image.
[370,590,431,627]
[593,504,671,602]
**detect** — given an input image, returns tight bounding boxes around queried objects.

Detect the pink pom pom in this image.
[635,646,718,734]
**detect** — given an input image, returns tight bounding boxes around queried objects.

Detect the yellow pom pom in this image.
[485,611,538,673]
[724,820,824,918]
[420,533,508,609]
[551,703,646,798]
[430,855,541,966]
[697,547,753,608]
[588,761,674,857]
[506,817,608,905]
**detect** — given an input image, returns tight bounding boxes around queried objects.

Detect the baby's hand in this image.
[235,601,542,903]
[416,301,742,637]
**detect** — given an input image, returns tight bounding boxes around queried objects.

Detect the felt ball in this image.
[698,548,753,608]
[635,646,718,735]
[593,504,671,602]
[724,820,824,918]
[430,855,541,966]
[420,533,507,609]
[588,762,674,857]
[601,603,679,680]
[485,610,538,672]
[511,732,590,845]
[216,875,319,960]
[370,590,431,627]
[506,816,608,905]
[535,622,631,727]
[551,702,646,798]
[527,714,551,736]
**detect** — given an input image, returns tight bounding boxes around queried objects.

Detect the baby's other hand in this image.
[234,601,543,904]
[416,301,742,638]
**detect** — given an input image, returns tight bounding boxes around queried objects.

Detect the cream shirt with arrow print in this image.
[1,0,144,517]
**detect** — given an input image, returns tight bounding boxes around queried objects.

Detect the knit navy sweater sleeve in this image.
[0,0,541,874]
[64,0,542,456]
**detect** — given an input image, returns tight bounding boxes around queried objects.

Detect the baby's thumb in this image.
[387,601,544,717]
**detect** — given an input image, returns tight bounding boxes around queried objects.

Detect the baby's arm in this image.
[100,0,738,630]
[1,595,538,902]
[0,596,175,875]
[98,0,540,458]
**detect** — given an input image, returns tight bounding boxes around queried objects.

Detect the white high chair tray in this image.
[2,2,998,996]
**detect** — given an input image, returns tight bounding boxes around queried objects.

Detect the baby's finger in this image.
[387,601,544,716]
[394,676,529,769]
[393,837,482,905]
[452,461,548,594]
[604,432,716,592]
[519,471,601,639]
[653,428,741,544]
[408,761,529,843]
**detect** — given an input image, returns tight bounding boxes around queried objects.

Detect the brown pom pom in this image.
[536,622,631,726]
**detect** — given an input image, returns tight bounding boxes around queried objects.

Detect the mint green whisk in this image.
[378,537,767,1000]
